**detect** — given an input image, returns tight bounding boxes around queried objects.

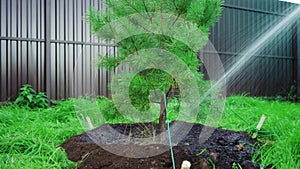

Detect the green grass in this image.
[0,96,299,168]
[220,96,300,169]
[0,99,83,168]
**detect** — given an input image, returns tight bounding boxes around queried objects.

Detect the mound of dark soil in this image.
[61,121,262,169]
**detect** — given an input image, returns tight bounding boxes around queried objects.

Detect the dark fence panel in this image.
[0,0,116,101]
[0,0,299,101]
[298,20,300,90]
[47,0,116,100]
[207,0,299,96]
[0,0,46,101]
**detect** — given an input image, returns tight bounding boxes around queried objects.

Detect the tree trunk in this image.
[159,95,167,134]
[158,87,172,143]
[159,95,167,143]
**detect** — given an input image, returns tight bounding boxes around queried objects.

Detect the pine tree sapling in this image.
[86,0,223,133]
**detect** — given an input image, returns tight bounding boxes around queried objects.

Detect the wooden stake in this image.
[86,116,94,129]
[252,115,266,138]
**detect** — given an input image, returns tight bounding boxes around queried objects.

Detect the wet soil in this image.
[61,121,263,169]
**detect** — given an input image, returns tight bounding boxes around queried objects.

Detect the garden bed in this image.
[61,121,264,169]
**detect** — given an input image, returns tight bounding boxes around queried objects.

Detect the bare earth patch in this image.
[61,121,267,169]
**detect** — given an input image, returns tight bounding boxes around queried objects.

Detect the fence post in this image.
[45,0,51,103]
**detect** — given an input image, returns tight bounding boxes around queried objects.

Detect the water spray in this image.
[203,5,300,99]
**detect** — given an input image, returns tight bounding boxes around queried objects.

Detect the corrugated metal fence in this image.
[210,0,300,96]
[0,0,299,101]
[0,0,116,101]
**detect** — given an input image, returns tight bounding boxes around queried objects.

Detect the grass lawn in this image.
[221,96,300,169]
[0,100,83,168]
[0,96,299,168]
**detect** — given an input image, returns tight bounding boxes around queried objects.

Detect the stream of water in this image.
[204,5,300,99]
